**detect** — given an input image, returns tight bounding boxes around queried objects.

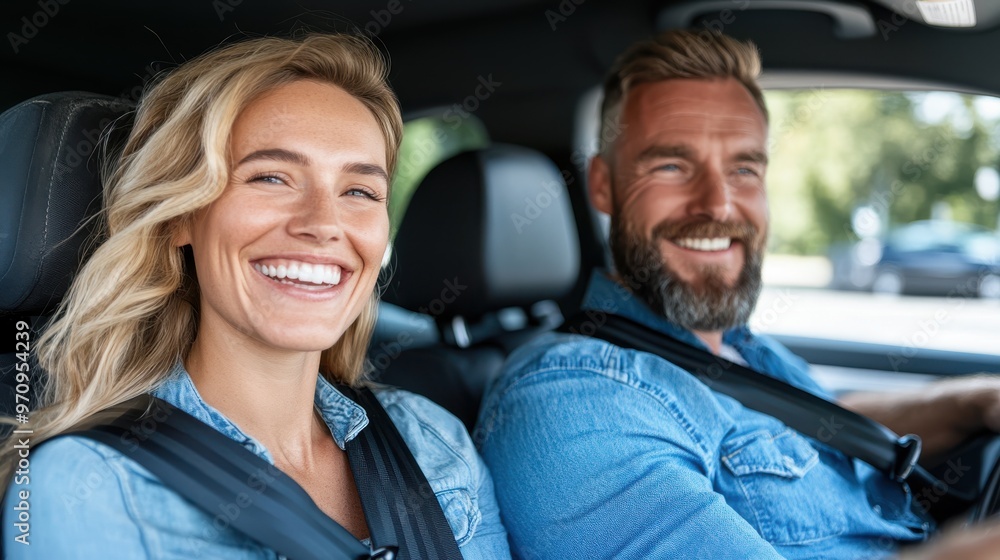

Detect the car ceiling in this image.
[2,0,1000,153]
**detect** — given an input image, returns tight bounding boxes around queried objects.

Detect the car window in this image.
[390,114,490,233]
[762,89,1000,357]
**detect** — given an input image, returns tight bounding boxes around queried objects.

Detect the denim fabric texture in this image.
[477,270,931,559]
[4,362,510,559]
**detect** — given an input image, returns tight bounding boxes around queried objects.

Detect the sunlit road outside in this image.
[755,255,1000,356]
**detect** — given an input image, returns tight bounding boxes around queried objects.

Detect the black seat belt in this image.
[41,387,463,560]
[560,311,927,482]
[59,395,373,559]
[339,385,465,560]
[562,311,991,521]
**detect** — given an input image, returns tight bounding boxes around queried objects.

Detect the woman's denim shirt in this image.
[3,363,510,559]
[477,271,932,560]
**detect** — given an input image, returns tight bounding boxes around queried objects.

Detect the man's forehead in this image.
[623,79,766,126]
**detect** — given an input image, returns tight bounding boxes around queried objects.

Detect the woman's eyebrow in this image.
[238,148,310,166]
[343,162,389,184]
[236,149,387,182]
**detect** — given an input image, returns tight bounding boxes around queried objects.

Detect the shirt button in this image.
[873,504,882,516]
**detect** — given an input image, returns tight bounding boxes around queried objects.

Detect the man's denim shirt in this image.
[477,271,931,559]
[4,362,510,559]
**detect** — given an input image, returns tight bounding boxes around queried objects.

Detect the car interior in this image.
[5,0,1000,517]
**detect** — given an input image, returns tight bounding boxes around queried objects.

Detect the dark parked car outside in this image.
[870,220,1000,297]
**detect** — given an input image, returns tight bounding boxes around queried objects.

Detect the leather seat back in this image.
[0,92,132,421]
[373,144,580,428]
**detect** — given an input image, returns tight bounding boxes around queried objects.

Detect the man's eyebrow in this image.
[735,150,769,166]
[238,148,310,167]
[636,144,693,162]
[343,162,389,184]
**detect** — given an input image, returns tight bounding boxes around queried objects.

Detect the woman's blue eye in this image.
[248,174,285,184]
[657,164,680,172]
[346,187,385,201]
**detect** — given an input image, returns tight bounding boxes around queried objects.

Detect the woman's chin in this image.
[255,328,349,356]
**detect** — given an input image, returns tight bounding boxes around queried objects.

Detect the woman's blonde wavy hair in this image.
[0,33,402,481]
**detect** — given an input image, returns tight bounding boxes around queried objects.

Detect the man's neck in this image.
[692,330,724,355]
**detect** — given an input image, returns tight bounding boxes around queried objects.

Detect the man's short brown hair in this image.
[599,29,767,156]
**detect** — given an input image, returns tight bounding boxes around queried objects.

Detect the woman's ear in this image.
[172,218,193,248]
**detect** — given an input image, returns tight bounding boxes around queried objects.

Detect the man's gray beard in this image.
[609,218,764,332]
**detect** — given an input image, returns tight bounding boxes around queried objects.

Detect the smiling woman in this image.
[0,34,509,559]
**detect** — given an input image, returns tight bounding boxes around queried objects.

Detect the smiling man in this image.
[477,30,1000,559]
[600,75,769,354]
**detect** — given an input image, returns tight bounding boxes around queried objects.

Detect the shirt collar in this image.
[150,360,369,462]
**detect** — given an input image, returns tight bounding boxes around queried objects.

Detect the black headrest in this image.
[384,145,579,320]
[0,92,133,316]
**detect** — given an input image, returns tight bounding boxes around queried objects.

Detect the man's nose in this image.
[288,187,344,243]
[686,169,732,222]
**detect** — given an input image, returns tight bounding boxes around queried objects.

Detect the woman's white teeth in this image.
[675,237,732,251]
[254,262,342,285]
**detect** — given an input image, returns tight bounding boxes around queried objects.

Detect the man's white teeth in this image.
[675,237,733,251]
[254,262,342,285]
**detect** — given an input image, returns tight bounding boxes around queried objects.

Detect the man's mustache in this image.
[651,220,759,247]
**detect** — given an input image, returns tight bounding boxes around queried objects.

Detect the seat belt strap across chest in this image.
[37,385,464,560]
[61,395,374,559]
[560,311,923,482]
[339,385,465,560]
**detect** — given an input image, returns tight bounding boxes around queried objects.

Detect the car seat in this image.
[0,92,132,429]
[373,145,580,429]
